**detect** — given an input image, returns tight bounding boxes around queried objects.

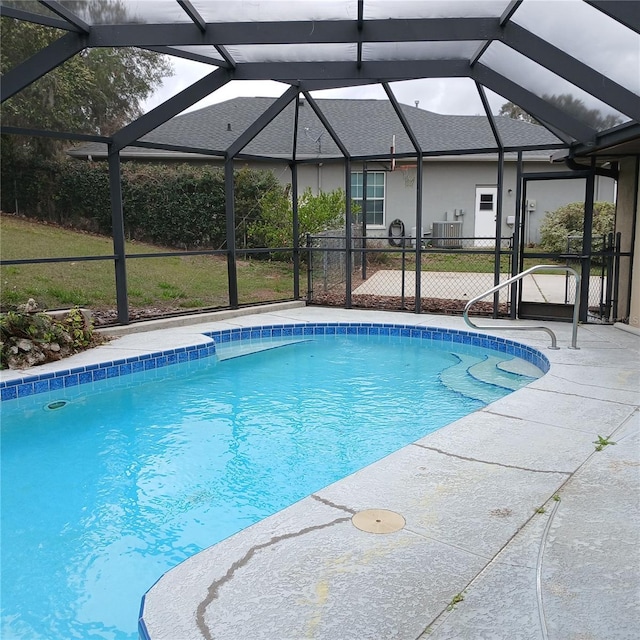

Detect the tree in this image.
[542,94,622,131]
[1,8,173,156]
[499,94,622,132]
[499,102,537,124]
[539,201,615,254]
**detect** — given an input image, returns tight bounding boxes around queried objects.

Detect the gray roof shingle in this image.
[69,97,563,160]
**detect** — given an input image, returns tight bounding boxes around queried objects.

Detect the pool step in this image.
[440,354,508,404]
[215,338,311,361]
[468,355,537,391]
[496,357,543,378]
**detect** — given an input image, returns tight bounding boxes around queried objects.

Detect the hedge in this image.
[1,156,286,250]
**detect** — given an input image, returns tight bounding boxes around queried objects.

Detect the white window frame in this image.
[351,171,385,228]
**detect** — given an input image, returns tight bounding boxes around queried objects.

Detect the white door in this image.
[474,187,497,246]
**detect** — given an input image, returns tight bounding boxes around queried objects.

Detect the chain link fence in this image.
[308,233,514,316]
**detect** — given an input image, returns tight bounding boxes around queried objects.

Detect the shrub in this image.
[2,156,287,250]
[539,201,615,253]
[249,187,357,259]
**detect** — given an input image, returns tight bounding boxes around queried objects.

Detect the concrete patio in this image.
[2,304,638,639]
[352,270,604,305]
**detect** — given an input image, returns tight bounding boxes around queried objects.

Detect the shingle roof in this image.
[68,97,563,160]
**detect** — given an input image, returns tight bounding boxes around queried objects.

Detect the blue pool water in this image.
[1,330,542,640]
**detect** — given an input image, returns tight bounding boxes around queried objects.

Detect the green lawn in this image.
[1,215,579,313]
[1,215,298,311]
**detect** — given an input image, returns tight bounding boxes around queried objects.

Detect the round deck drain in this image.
[351,509,405,534]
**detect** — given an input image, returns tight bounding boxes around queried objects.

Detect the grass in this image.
[1,215,298,312]
[1,214,587,313]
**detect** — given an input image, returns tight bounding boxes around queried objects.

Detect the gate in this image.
[516,168,624,324]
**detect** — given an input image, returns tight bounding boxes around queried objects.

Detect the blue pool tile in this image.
[292,327,303,336]
[336,326,346,334]
[166,354,177,366]
[145,359,158,369]
[1,386,17,401]
[105,366,118,378]
[177,352,188,364]
[34,380,50,394]
[156,356,168,368]
[282,328,293,336]
[64,374,79,387]
[49,376,65,390]
[272,328,283,337]
[346,326,358,334]
[132,361,145,373]
[303,327,314,335]
[120,363,133,375]
[79,372,93,385]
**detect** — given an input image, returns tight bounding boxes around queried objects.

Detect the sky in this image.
[142,61,503,117]
[140,0,638,121]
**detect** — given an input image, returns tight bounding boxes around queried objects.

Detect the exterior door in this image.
[474,186,497,246]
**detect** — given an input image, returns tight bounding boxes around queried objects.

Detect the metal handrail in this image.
[463,265,581,350]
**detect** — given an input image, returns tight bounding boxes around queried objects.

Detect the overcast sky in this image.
[142,61,503,117]
[141,0,638,121]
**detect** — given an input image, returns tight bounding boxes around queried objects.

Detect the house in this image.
[68,97,615,246]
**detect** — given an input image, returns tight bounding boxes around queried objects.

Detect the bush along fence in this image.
[1,157,285,250]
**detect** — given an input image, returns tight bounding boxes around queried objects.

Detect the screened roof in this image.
[2,0,639,159]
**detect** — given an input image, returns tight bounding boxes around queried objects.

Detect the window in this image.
[479,193,494,210]
[351,171,385,227]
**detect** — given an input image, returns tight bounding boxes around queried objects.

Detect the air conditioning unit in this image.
[431,221,462,248]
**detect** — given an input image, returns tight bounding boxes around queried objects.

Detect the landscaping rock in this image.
[16,338,33,352]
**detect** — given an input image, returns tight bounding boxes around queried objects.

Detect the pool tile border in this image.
[0,342,217,402]
[0,323,549,403]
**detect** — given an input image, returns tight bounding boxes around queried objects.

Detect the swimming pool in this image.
[0,323,546,640]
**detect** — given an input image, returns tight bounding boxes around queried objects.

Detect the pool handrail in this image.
[463,265,581,350]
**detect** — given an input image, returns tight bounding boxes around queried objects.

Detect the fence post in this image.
[107,147,129,325]
[306,233,312,301]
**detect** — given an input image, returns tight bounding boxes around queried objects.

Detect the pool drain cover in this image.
[45,400,68,411]
[351,509,405,534]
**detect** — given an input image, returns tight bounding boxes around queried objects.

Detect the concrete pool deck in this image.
[2,304,638,639]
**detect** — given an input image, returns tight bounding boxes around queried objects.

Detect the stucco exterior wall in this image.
[289,158,615,246]
[615,157,640,327]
